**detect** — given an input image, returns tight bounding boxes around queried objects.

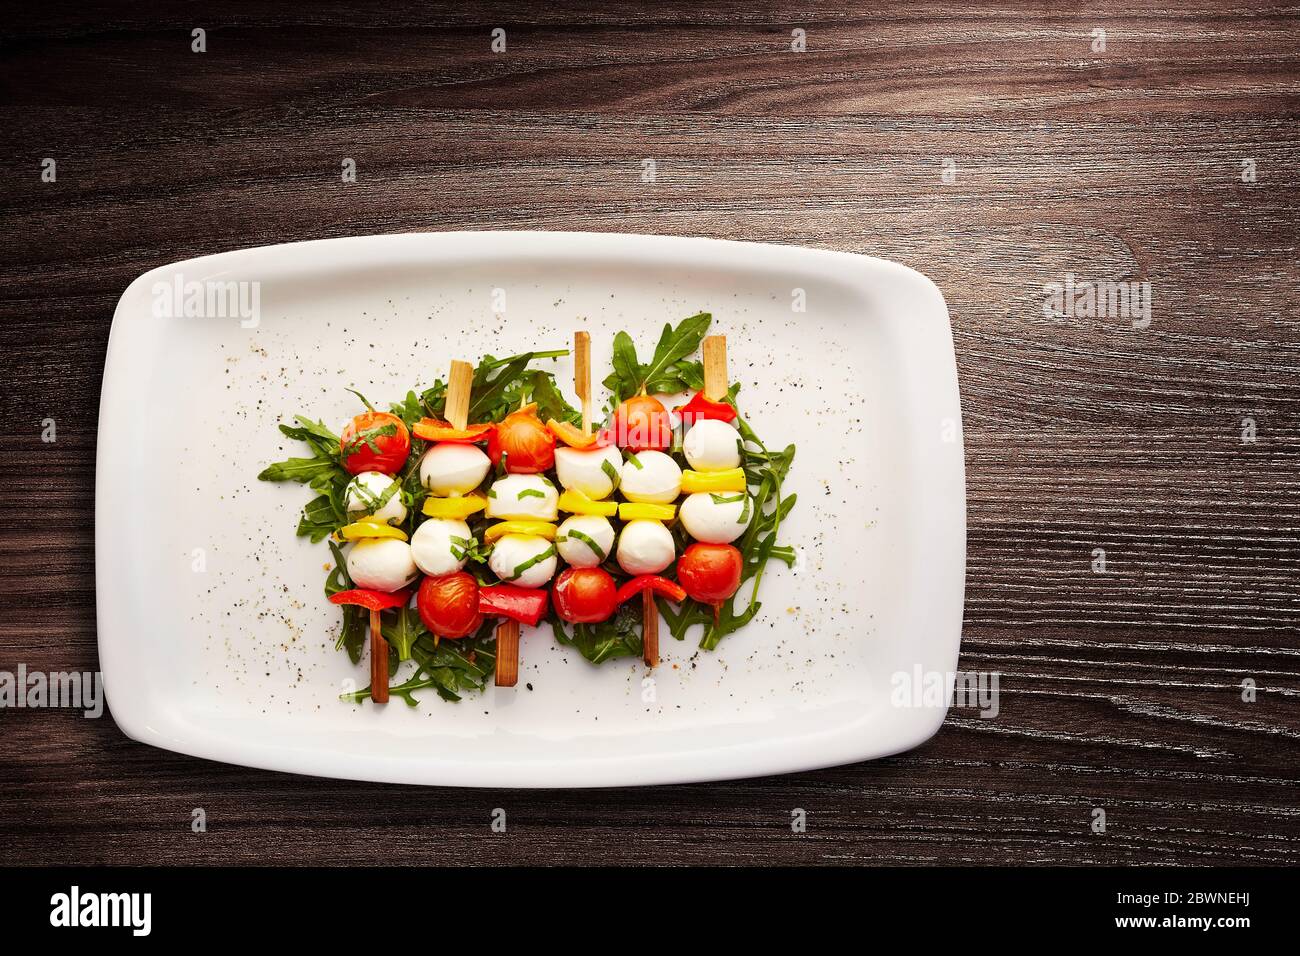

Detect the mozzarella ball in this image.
[619,451,682,503]
[346,538,417,592]
[485,473,558,520]
[616,519,675,575]
[556,515,615,568]
[488,534,557,588]
[410,518,472,576]
[554,445,623,499]
[679,492,748,544]
[344,471,408,525]
[420,443,490,496]
[683,418,742,471]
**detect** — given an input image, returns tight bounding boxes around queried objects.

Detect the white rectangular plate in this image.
[97,231,965,787]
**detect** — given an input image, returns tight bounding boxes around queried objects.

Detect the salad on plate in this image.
[258,314,797,705]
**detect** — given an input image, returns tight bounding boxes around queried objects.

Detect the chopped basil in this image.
[487,488,497,498]
[600,458,620,488]
[626,453,643,470]
[351,477,401,517]
[508,544,556,580]
[709,493,744,504]
[564,529,606,561]
[517,488,545,500]
[341,422,397,460]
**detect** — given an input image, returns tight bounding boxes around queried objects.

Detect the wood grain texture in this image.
[1,2,1298,866]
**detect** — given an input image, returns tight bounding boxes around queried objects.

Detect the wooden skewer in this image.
[574,331,592,435]
[702,335,728,401]
[495,619,520,687]
[445,359,474,430]
[369,608,389,704]
[642,588,659,669]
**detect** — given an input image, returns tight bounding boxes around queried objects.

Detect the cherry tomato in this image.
[613,394,672,452]
[340,410,411,476]
[417,572,482,638]
[488,403,555,473]
[552,567,618,624]
[676,543,743,604]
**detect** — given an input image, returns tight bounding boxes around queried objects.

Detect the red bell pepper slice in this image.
[412,419,494,443]
[328,588,411,611]
[478,584,550,627]
[614,575,687,606]
[677,390,737,425]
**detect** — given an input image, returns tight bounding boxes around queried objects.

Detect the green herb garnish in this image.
[600,458,620,488]
[507,544,556,581]
[602,313,712,402]
[563,529,606,561]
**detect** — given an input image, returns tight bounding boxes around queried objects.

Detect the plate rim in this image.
[96,230,966,787]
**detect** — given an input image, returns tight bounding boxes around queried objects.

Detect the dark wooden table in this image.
[2,3,1297,866]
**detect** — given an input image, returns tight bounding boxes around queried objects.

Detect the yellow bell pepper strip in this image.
[557,489,619,516]
[483,520,557,543]
[338,520,408,541]
[680,468,746,494]
[422,492,488,520]
[618,502,677,522]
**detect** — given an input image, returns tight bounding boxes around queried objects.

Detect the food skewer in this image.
[641,336,728,669]
[493,392,539,688]
[702,335,728,402]
[333,395,419,706]
[642,586,660,668]
[495,619,520,686]
[445,359,473,431]
[574,330,593,436]
[487,393,559,687]
[673,333,747,632]
[441,359,523,688]
[369,607,389,703]
[499,331,592,686]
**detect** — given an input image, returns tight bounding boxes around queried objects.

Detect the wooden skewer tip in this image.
[495,618,520,687]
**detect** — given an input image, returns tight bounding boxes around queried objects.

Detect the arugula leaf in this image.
[608,331,641,398]
[550,603,643,664]
[602,313,712,402]
[468,350,568,423]
[525,370,581,425]
[296,494,344,543]
[381,603,424,662]
[388,390,424,429]
[258,455,341,483]
[469,354,532,421]
[343,620,496,705]
[323,539,368,664]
